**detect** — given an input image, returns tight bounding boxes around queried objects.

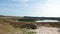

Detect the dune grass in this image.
[0,24,16,34]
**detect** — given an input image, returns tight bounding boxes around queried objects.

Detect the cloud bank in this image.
[43,0,60,17]
[1,0,60,17]
[12,0,30,3]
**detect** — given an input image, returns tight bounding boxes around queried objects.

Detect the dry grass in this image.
[0,24,16,34]
[0,16,60,34]
[36,22,60,28]
[0,17,34,34]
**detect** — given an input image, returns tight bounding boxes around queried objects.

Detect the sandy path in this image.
[35,27,60,34]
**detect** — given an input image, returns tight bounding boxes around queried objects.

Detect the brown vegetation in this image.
[0,16,60,34]
[36,22,60,27]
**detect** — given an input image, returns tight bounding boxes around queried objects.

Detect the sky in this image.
[0,0,60,17]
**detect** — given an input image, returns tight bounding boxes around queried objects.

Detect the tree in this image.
[18,19,36,22]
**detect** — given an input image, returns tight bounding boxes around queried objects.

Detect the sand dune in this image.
[35,27,60,34]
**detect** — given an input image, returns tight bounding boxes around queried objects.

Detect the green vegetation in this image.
[27,32,36,34]
[18,19,36,22]
[0,16,60,34]
[0,16,36,34]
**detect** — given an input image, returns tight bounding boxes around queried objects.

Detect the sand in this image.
[35,26,60,34]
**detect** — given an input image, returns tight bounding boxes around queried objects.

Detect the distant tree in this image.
[0,15,5,17]
[18,19,36,22]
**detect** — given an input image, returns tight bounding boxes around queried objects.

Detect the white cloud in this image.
[43,0,60,17]
[12,0,29,3]
[0,8,17,12]
[28,3,44,16]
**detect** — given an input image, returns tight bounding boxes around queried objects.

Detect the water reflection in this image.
[36,20,59,22]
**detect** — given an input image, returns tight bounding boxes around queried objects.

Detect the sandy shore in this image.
[35,26,60,34]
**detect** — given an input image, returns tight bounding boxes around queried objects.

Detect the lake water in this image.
[36,20,59,22]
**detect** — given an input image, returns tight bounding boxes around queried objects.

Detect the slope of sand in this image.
[35,27,60,34]
[4,26,60,34]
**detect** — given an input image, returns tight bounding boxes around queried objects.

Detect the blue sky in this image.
[0,0,60,17]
